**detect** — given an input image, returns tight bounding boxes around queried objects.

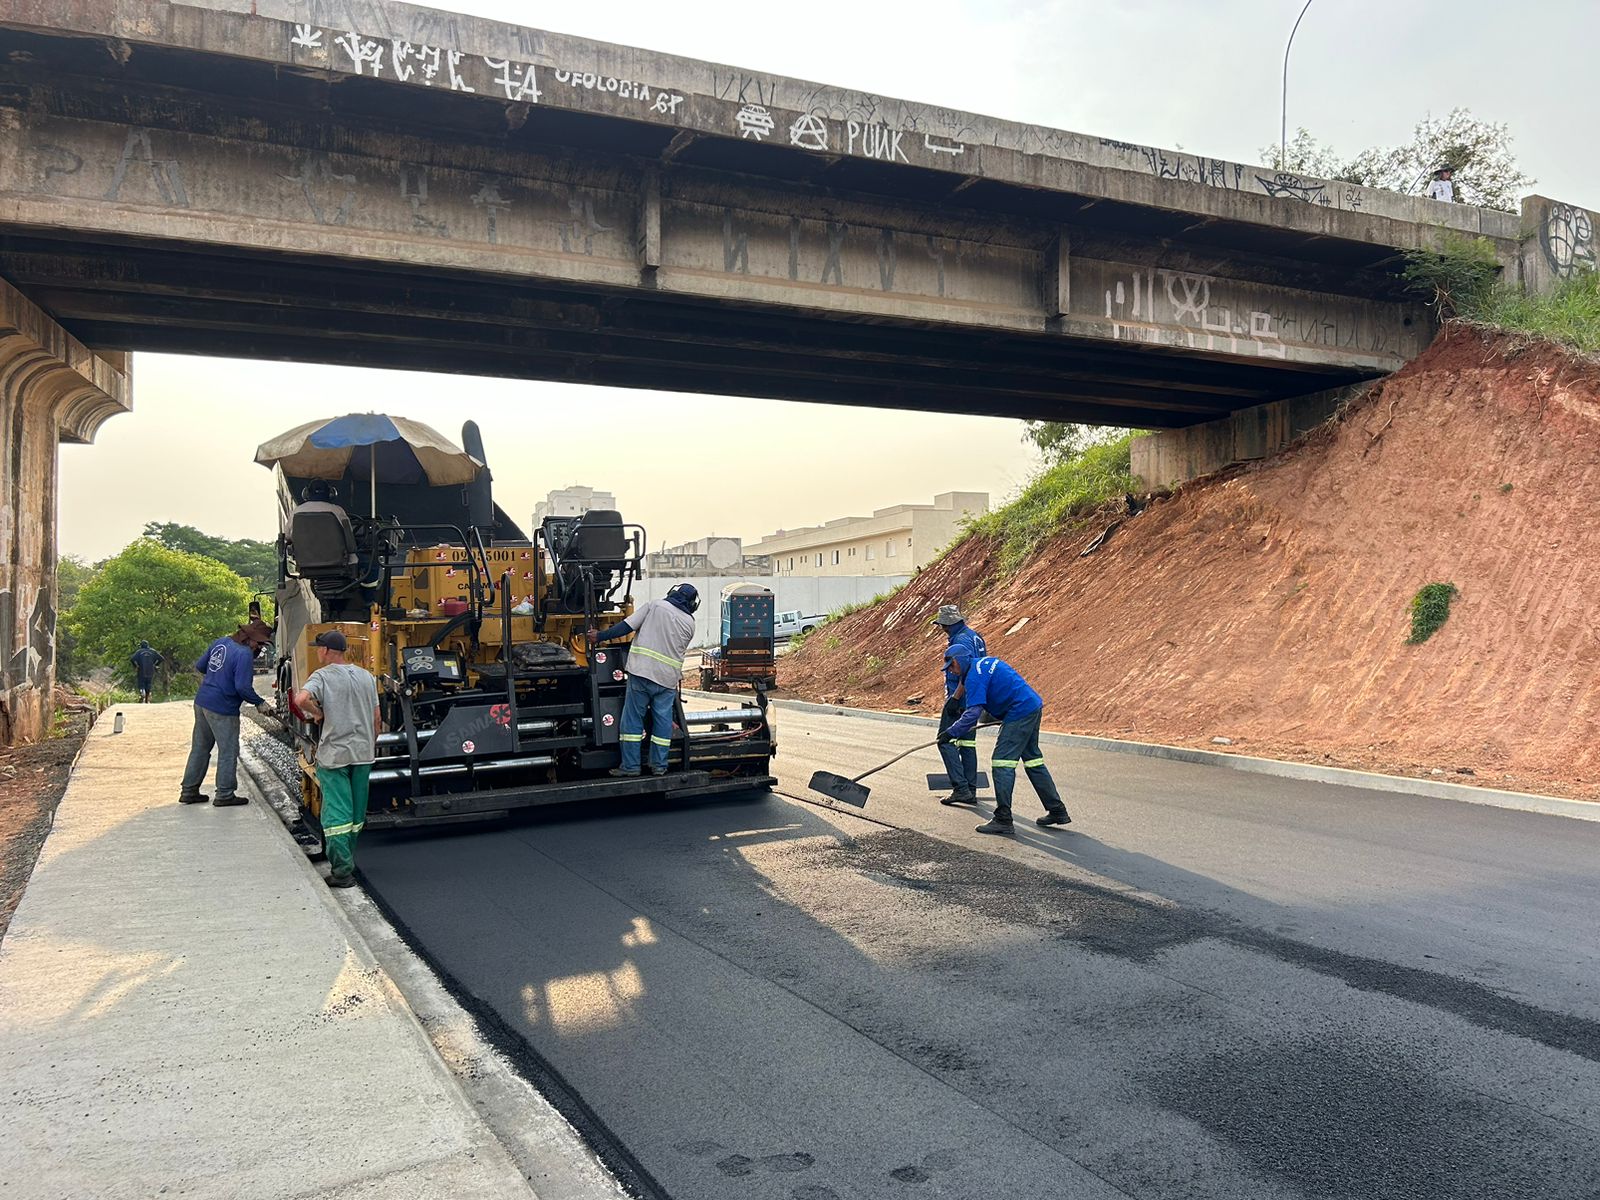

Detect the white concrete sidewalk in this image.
[0,702,536,1199]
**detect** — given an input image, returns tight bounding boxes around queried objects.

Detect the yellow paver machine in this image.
[257,414,775,832]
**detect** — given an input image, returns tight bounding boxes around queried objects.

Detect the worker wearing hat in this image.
[293,629,380,888]
[931,604,987,806]
[178,617,274,807]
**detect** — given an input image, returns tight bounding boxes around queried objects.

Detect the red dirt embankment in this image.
[781,328,1600,799]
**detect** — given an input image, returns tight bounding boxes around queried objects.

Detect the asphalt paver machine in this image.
[262,415,776,833]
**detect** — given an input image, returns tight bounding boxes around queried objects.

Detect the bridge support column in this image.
[0,276,130,743]
[1130,383,1369,491]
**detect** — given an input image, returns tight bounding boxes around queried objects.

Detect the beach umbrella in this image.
[254,413,482,516]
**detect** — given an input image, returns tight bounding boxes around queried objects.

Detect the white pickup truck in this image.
[774,609,828,639]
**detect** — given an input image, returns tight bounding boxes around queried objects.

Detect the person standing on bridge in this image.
[131,639,161,703]
[589,583,699,778]
[931,604,986,806]
[293,630,380,889]
[941,644,1071,835]
[178,618,273,807]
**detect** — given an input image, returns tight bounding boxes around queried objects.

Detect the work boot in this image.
[326,873,357,889]
[1036,809,1073,827]
[212,794,248,807]
[975,817,1015,836]
[648,766,667,777]
[178,793,210,805]
[609,767,640,778]
[940,790,978,806]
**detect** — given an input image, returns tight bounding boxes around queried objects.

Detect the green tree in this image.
[1262,108,1533,211]
[53,554,98,683]
[1021,421,1095,464]
[142,522,277,594]
[64,540,251,695]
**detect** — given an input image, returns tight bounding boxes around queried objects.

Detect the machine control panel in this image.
[402,646,465,684]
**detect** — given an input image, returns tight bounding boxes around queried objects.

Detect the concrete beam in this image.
[0,275,130,743]
[0,107,1427,376]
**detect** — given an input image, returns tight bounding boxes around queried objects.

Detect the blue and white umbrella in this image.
[255,413,483,515]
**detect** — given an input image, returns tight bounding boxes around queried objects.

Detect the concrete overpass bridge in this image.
[1,0,1594,739]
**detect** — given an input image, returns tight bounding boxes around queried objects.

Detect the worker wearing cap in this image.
[178,618,273,806]
[589,583,698,777]
[293,630,380,888]
[941,645,1071,835]
[931,604,987,806]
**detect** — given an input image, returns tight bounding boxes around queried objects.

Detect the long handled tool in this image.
[809,724,996,807]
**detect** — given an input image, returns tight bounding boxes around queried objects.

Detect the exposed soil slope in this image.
[781,328,1600,798]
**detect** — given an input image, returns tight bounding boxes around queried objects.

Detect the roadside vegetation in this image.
[1402,234,1600,353]
[966,432,1139,575]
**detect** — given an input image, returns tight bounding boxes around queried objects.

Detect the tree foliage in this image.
[64,540,251,691]
[53,554,98,684]
[1021,421,1097,465]
[1263,108,1533,211]
[142,522,277,594]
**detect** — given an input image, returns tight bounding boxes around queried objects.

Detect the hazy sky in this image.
[56,0,1598,562]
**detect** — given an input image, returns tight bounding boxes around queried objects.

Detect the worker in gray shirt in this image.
[293,629,380,888]
[589,584,698,777]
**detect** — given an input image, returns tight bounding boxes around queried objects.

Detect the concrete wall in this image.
[1130,384,1367,490]
[1518,196,1599,298]
[0,277,130,742]
[635,576,910,648]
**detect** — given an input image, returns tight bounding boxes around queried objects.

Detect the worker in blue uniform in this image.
[941,644,1071,835]
[931,604,986,805]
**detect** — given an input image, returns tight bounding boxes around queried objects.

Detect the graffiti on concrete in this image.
[289,24,684,116]
[0,584,53,693]
[105,129,189,207]
[1101,268,1286,360]
[1092,265,1409,360]
[1541,204,1596,279]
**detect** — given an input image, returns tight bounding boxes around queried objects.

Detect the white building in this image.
[749,491,988,578]
[533,485,617,525]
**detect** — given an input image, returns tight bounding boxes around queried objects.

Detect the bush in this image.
[1407,583,1459,644]
[966,433,1139,575]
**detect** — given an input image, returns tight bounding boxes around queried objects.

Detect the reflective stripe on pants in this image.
[990,710,1064,822]
[621,676,677,771]
[319,763,371,879]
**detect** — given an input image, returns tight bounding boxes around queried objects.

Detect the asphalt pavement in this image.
[355,705,1600,1200]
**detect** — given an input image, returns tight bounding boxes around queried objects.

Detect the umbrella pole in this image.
[370,467,376,520]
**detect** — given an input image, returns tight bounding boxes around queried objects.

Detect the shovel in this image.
[809,723,996,807]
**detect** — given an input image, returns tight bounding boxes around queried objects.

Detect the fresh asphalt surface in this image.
[350,708,1600,1200]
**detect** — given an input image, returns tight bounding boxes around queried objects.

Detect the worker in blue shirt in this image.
[941,644,1071,835]
[178,618,273,807]
[931,604,987,805]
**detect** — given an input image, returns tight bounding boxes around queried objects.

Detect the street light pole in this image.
[1281,0,1316,169]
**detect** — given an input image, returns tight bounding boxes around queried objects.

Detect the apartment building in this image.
[749,491,988,578]
[532,485,617,524]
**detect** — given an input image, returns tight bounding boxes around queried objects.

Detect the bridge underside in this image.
[0,234,1373,429]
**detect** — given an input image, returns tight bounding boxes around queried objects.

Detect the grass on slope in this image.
[1472,269,1600,354]
[966,432,1137,575]
[1405,235,1600,354]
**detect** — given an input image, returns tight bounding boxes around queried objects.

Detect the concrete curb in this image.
[734,693,1600,825]
[236,752,628,1200]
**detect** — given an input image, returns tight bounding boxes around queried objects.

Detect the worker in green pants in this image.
[294,630,380,888]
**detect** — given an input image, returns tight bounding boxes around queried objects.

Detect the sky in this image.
[55,0,1598,562]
